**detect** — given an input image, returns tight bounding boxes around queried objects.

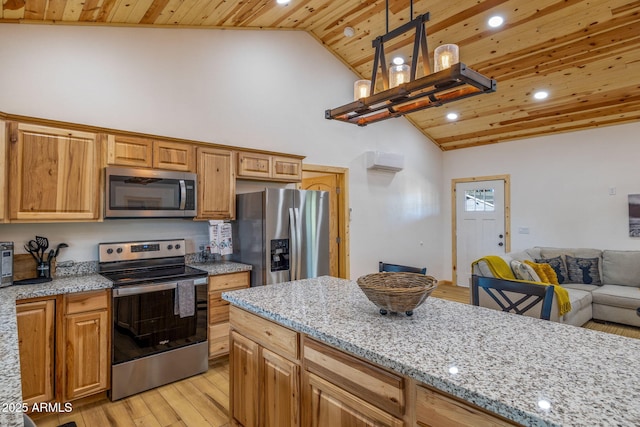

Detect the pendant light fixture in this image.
[325,1,496,126]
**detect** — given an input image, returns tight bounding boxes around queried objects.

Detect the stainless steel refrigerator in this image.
[231,188,330,286]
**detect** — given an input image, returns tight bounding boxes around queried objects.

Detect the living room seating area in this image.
[472,247,640,327]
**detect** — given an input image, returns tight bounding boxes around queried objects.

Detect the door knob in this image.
[498,234,504,239]
[498,242,504,247]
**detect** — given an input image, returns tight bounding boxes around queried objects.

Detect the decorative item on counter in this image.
[16,237,68,285]
[209,220,233,257]
[357,272,437,316]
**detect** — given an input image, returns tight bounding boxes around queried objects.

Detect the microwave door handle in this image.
[179,179,187,210]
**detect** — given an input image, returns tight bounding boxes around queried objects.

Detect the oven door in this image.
[112,278,207,365]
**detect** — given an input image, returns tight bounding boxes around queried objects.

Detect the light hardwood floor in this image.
[30,284,639,426]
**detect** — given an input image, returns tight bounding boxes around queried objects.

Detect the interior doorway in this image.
[452,175,511,287]
[300,164,350,279]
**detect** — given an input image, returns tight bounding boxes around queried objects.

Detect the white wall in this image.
[0,24,444,279]
[442,122,640,279]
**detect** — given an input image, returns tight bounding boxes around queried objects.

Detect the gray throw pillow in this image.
[566,255,602,285]
[536,256,568,284]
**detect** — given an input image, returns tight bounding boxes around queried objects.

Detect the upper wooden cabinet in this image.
[197,147,236,220]
[8,123,101,221]
[237,151,302,182]
[107,135,195,172]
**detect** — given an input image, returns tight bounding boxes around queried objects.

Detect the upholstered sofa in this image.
[472,247,640,328]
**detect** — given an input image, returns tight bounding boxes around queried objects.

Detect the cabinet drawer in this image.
[229,305,299,361]
[65,290,109,315]
[209,271,250,292]
[209,322,230,358]
[416,385,518,427]
[209,290,232,324]
[304,338,404,418]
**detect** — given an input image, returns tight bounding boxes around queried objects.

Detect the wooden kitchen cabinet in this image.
[8,123,101,221]
[415,385,518,427]
[208,271,250,358]
[16,298,56,406]
[305,372,403,427]
[197,147,236,220]
[62,290,110,401]
[237,151,302,182]
[229,306,300,427]
[107,135,195,172]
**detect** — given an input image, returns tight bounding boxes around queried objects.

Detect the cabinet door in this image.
[16,299,56,406]
[153,140,195,171]
[107,135,153,167]
[197,147,235,220]
[262,348,300,427]
[230,331,259,427]
[64,310,109,400]
[237,151,272,179]
[305,372,404,427]
[8,123,100,221]
[272,156,302,182]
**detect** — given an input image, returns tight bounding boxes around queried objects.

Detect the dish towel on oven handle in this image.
[174,279,195,318]
[209,220,233,256]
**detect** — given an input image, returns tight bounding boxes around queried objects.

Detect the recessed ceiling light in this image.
[343,27,355,37]
[488,15,504,28]
[446,112,459,120]
[533,90,549,100]
[276,0,290,4]
[392,57,405,65]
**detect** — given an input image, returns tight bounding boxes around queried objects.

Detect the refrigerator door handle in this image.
[294,207,302,280]
[289,207,297,280]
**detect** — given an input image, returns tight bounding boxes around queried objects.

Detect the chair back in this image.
[379,262,426,275]
[471,275,554,320]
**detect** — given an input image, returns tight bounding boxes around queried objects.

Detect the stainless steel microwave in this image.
[105,167,197,218]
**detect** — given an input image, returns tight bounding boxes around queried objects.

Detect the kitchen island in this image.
[223,276,640,427]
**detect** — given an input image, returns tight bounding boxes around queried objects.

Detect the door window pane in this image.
[464,189,495,212]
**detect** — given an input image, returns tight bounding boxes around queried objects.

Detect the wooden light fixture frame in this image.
[325,10,496,126]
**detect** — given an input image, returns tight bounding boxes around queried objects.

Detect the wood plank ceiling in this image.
[2,0,639,150]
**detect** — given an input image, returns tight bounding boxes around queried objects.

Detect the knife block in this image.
[13,254,57,281]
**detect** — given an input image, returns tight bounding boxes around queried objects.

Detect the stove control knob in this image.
[116,247,123,254]
[175,244,181,250]
[167,244,173,250]
[106,248,113,255]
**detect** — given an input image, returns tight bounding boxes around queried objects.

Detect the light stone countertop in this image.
[0,260,251,427]
[222,276,640,427]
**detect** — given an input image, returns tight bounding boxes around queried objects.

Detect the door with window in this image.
[454,178,508,287]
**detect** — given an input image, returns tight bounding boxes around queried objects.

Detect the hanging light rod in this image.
[325,7,496,127]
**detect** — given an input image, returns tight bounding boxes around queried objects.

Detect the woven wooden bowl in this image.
[356,272,438,316]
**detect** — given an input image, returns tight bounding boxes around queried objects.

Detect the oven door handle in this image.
[113,281,178,297]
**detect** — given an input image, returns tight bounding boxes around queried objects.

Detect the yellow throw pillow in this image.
[523,260,549,283]
[540,263,560,285]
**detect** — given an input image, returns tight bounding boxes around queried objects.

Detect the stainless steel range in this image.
[99,239,208,401]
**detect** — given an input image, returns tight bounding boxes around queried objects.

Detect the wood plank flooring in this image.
[30,283,639,426]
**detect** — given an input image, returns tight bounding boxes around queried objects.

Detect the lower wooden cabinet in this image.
[208,271,250,358]
[229,307,301,427]
[15,289,110,408]
[16,298,56,406]
[415,385,518,427]
[305,372,403,427]
[229,306,524,427]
